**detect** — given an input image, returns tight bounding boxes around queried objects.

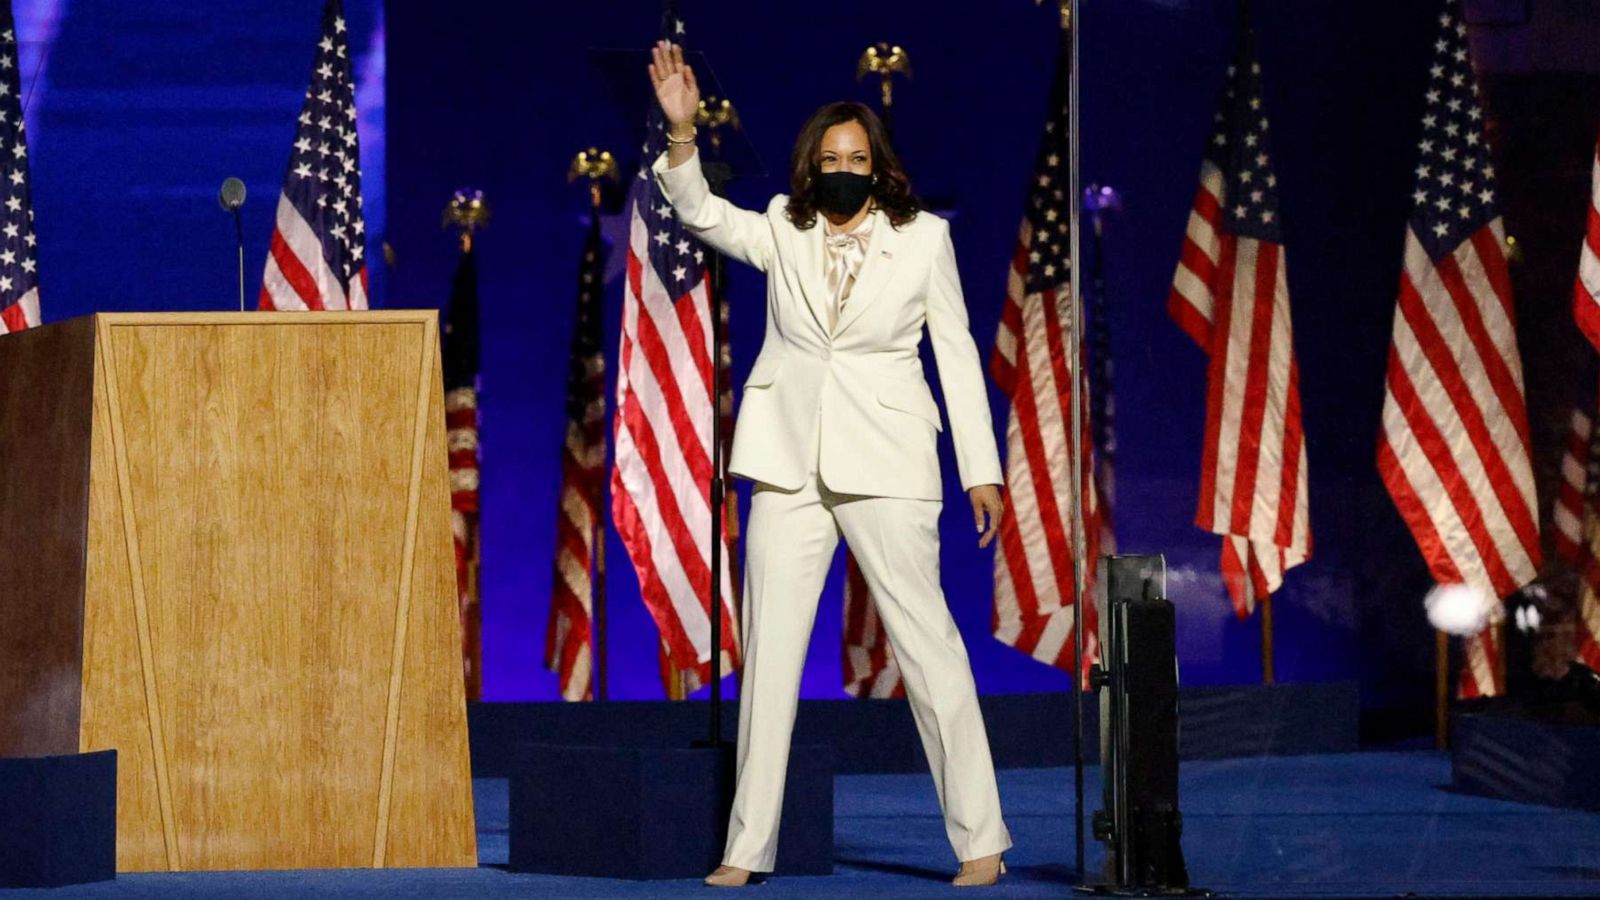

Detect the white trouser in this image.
[721,428,1013,872]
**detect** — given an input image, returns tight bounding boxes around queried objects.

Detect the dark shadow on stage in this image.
[831,855,959,883]
[469,683,1360,778]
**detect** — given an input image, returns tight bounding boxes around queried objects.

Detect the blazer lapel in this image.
[832,210,900,338]
[795,219,832,338]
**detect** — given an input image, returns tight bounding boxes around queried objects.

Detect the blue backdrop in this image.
[24,1,1557,711]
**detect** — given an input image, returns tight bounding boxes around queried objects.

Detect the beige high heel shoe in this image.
[703,864,756,887]
[951,853,1007,887]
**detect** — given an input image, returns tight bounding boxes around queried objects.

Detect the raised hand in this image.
[648,39,700,135]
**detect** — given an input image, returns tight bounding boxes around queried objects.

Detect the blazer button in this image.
[822,350,832,361]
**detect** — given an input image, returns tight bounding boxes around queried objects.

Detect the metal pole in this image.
[233,210,245,311]
[1064,0,1088,884]
[709,244,726,744]
[704,154,733,746]
[597,524,608,701]
[591,195,611,704]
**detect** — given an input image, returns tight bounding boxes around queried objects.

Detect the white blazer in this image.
[653,151,1003,502]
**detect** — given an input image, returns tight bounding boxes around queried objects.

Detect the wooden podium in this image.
[0,312,477,872]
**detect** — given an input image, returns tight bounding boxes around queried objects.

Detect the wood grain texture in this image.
[0,317,96,758]
[372,321,435,867]
[380,324,478,866]
[67,312,474,872]
[94,316,182,868]
[81,352,169,868]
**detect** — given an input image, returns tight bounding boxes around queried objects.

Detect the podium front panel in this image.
[44,312,475,872]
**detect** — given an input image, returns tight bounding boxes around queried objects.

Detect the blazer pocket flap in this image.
[876,380,943,432]
[745,355,784,388]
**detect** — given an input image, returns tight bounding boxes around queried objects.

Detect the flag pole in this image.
[1063,0,1088,884]
[589,180,611,704]
[596,518,609,702]
[569,149,617,702]
[468,516,483,700]
[708,227,725,734]
[697,97,746,683]
[1261,595,1275,685]
[1494,620,1506,688]
[696,73,732,747]
[443,189,489,703]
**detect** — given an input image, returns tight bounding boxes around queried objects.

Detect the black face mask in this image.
[814,171,874,217]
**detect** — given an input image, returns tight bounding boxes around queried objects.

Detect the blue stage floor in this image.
[7,752,1599,898]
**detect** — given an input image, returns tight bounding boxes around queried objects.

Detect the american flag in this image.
[546,215,606,702]
[1570,111,1600,674]
[990,19,1102,683]
[1167,27,1310,619]
[1377,2,1540,699]
[0,8,39,335]
[1574,126,1600,350]
[1086,201,1119,566]
[1554,403,1593,567]
[442,241,482,700]
[1556,392,1600,671]
[842,554,904,699]
[610,11,740,694]
[260,0,366,311]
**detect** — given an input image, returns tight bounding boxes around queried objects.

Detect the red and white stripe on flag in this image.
[1168,159,1311,619]
[611,206,741,693]
[1561,397,1600,672]
[1570,129,1600,670]
[1579,547,1600,673]
[842,551,905,699]
[446,385,481,688]
[1378,223,1540,698]
[262,196,370,311]
[546,387,603,702]
[0,288,39,334]
[1578,575,1600,672]
[1555,407,1593,566]
[1574,131,1600,351]
[545,229,608,702]
[991,218,1103,684]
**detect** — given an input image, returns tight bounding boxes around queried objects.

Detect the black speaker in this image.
[1090,554,1191,894]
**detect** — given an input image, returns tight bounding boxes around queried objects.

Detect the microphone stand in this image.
[703,152,731,748]
[1064,0,1088,886]
[232,207,245,312]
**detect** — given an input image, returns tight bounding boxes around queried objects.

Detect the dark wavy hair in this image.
[785,101,920,230]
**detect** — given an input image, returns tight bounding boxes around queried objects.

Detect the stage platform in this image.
[469,683,1361,776]
[1451,698,1600,812]
[9,752,1599,898]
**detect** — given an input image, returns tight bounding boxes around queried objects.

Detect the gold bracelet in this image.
[665,127,697,145]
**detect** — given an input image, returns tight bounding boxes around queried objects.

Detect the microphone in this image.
[218,177,247,213]
[219,178,247,311]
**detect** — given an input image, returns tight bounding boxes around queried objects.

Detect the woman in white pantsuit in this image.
[647,41,1013,888]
